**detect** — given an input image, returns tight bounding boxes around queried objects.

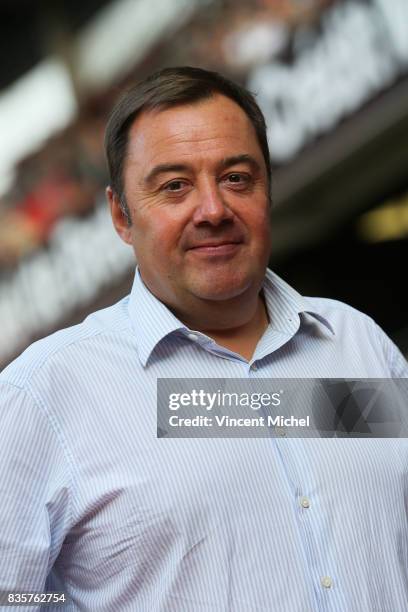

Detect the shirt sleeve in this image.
[374,322,408,378]
[389,342,408,378]
[0,382,74,609]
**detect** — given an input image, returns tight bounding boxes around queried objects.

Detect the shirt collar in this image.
[128,267,335,366]
[128,269,188,366]
[262,269,335,336]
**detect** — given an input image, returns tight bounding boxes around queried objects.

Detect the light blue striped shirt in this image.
[1,268,408,611]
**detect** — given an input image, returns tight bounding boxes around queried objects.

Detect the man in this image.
[0,67,407,611]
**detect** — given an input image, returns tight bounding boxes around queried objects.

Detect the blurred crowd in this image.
[183,0,337,75]
[0,105,108,269]
[0,0,337,271]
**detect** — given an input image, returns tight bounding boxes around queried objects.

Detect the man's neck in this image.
[175,293,269,362]
[204,294,269,361]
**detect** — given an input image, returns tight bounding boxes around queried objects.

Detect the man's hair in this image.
[104,66,271,222]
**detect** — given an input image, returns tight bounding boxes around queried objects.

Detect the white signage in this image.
[248,0,408,162]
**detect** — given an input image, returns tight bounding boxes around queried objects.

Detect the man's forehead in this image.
[125,95,261,166]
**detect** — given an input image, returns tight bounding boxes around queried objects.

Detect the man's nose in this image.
[192,181,234,226]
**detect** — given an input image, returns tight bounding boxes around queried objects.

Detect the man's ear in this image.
[106,186,132,245]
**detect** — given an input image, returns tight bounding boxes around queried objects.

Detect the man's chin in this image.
[189,278,255,303]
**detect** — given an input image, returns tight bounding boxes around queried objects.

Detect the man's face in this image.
[110,94,272,309]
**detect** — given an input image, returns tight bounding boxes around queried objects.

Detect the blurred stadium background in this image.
[1,0,407,369]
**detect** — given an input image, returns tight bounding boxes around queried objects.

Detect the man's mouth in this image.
[187,241,243,256]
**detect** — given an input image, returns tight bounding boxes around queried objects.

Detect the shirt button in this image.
[188,333,199,341]
[300,496,311,509]
[321,576,333,589]
[275,426,286,437]
[251,363,258,370]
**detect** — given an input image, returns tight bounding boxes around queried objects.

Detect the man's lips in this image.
[186,240,243,255]
[188,240,242,249]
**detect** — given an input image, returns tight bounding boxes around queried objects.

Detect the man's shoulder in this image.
[304,295,408,375]
[302,294,387,343]
[303,294,388,339]
[303,295,376,321]
[266,269,378,329]
[0,296,132,389]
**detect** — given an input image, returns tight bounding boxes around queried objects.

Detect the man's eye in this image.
[224,173,251,187]
[228,173,244,182]
[164,180,186,192]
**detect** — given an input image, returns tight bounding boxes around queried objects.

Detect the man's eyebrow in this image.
[144,163,191,186]
[218,154,261,172]
[144,155,261,186]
